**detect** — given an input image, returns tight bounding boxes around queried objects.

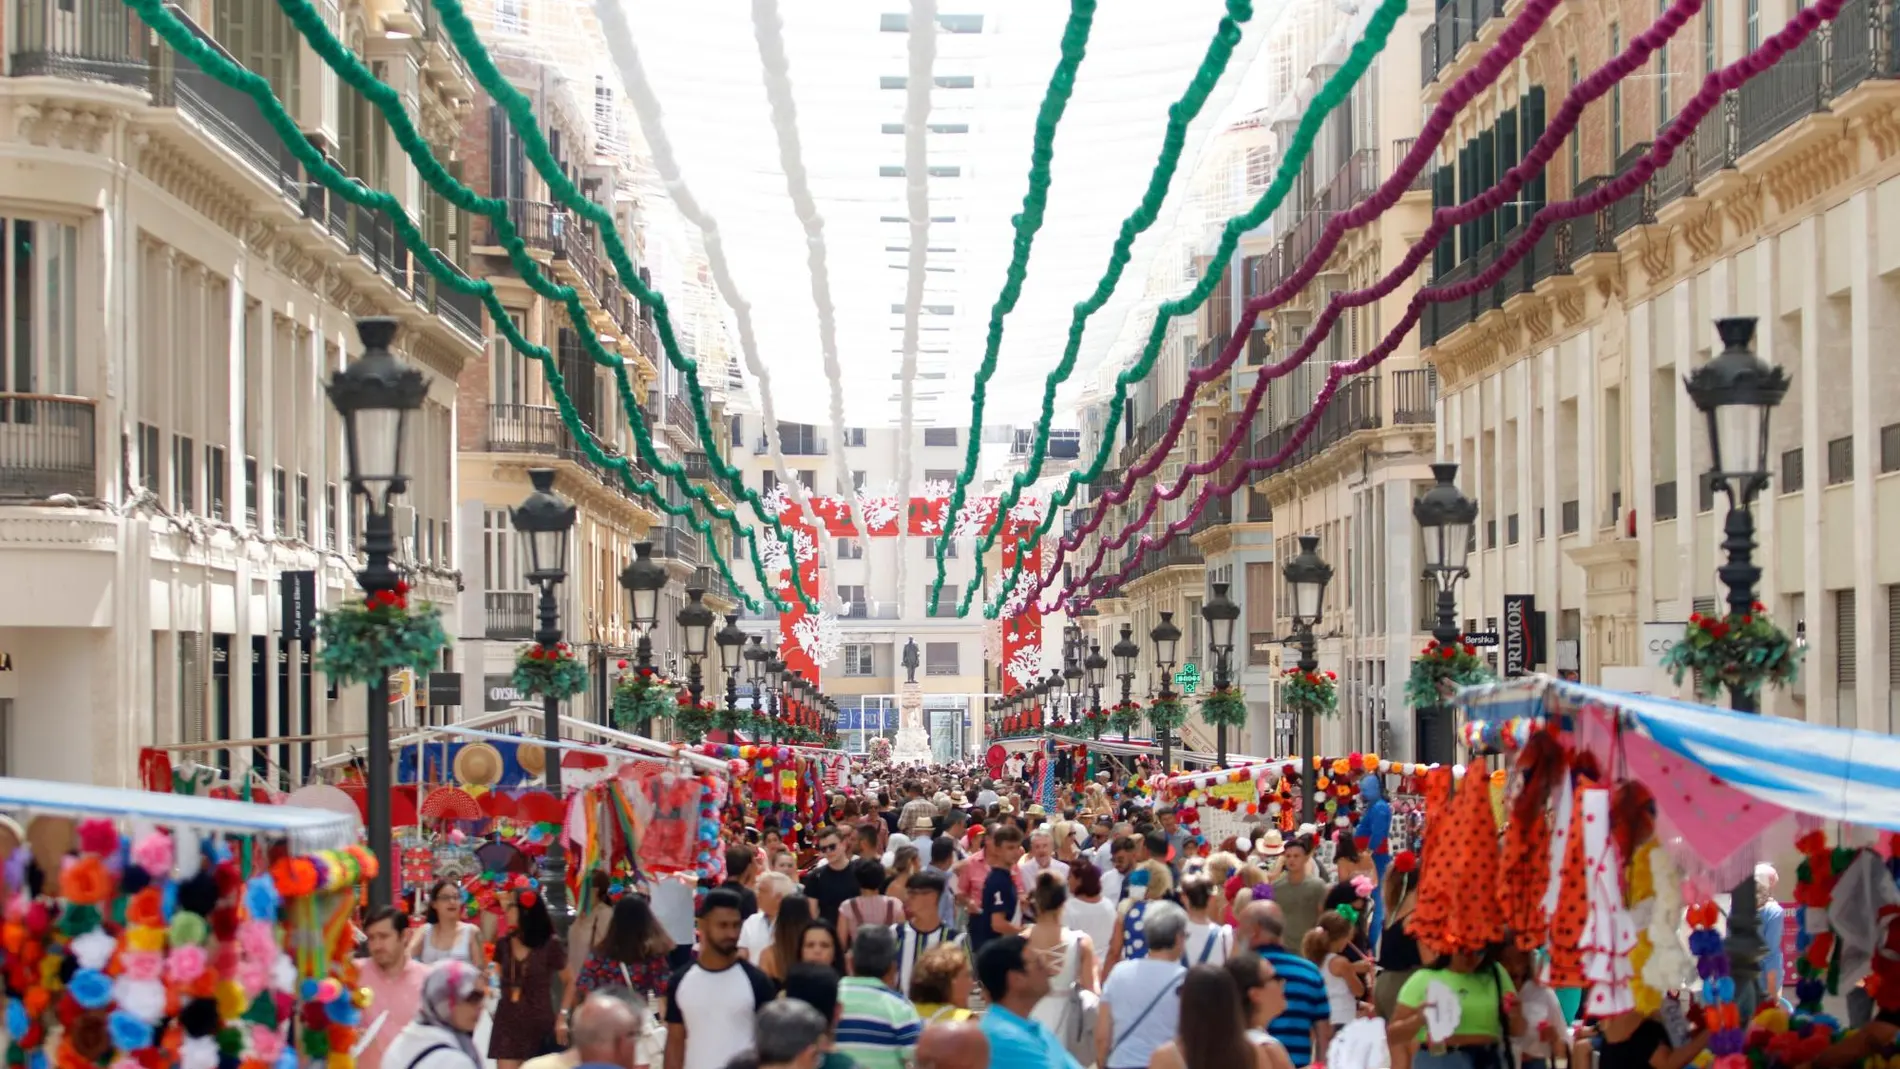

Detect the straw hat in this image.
[515,743,547,778]
[1255,829,1286,857]
[453,742,504,787]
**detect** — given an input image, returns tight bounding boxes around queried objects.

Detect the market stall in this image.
[0,779,375,1069]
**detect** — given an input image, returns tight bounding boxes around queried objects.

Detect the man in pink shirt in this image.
[359,905,432,1069]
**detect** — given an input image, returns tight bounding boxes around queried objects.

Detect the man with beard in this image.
[664,889,776,1069]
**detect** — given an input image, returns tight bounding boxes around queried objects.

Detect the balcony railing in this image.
[1188,493,1234,535]
[0,394,96,500]
[682,452,713,480]
[1249,375,1382,473]
[486,591,535,640]
[1392,137,1436,192]
[1421,0,1506,86]
[655,524,703,565]
[756,435,827,456]
[485,403,659,508]
[1121,536,1204,584]
[481,199,557,251]
[1391,368,1439,424]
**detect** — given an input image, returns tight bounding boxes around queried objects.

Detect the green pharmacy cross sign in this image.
[1174,662,1201,695]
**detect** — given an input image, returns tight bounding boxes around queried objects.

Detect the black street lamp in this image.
[1686,316,1788,1019]
[1283,535,1333,824]
[743,634,768,730]
[1414,462,1479,766]
[676,588,714,717]
[618,542,668,733]
[1202,581,1241,767]
[325,317,424,911]
[765,654,787,742]
[716,614,746,730]
[510,467,576,928]
[1085,640,1108,740]
[1112,624,1140,742]
[1063,654,1084,732]
[1151,611,1182,772]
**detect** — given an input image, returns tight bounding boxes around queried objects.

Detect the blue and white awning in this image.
[1455,675,1900,833]
[0,777,358,851]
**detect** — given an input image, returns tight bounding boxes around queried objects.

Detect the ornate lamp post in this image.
[510,468,576,927]
[325,317,424,911]
[618,542,668,733]
[1686,316,1789,1018]
[1085,640,1108,740]
[744,635,769,734]
[1112,624,1140,742]
[676,588,714,716]
[1150,611,1182,773]
[1063,654,1084,735]
[1283,535,1334,824]
[716,614,746,731]
[765,654,786,742]
[1202,582,1241,767]
[1413,463,1479,765]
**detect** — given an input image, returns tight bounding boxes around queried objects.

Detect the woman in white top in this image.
[1224,954,1295,1069]
[381,961,488,1069]
[408,881,488,968]
[1025,872,1100,1065]
[1305,912,1369,1025]
[1065,860,1117,980]
[1180,875,1233,966]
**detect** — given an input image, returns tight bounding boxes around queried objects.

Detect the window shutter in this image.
[1524,88,1548,209]
[1692,596,1717,694]
[1476,129,1496,249]
[1458,142,1475,260]
[1435,164,1457,275]
[1498,110,1519,233]
[1838,589,1858,687]
[1887,585,1900,691]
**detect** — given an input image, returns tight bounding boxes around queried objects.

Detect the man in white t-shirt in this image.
[1015,829,1069,895]
[738,871,794,964]
[974,782,1001,810]
[663,889,776,1069]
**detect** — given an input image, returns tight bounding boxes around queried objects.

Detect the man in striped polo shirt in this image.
[1239,900,1332,1066]
[835,925,924,1069]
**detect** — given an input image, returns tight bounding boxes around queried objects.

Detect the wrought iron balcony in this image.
[486,591,535,640]
[1249,375,1382,474]
[1391,368,1439,425]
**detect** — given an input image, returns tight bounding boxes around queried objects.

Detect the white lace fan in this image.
[1326,1017,1393,1069]
[1421,979,1464,1044]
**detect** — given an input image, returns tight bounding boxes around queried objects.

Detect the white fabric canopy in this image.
[0,777,358,851]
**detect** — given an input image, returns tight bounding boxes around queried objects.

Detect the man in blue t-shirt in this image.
[1238,900,1330,1066]
[968,823,1025,950]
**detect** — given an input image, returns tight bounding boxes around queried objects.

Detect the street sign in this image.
[280,570,317,641]
[1502,595,1534,676]
[1464,631,1501,647]
[1174,662,1201,694]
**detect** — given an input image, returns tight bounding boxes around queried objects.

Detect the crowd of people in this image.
[349,760,1566,1069]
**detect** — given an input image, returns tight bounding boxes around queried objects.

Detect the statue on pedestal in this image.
[901,637,920,683]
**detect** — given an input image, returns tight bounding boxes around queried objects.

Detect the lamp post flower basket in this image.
[1147,695,1188,734]
[1282,667,1338,715]
[1108,700,1144,738]
[1199,687,1248,728]
[671,693,718,742]
[610,665,681,729]
[316,581,448,686]
[511,641,588,699]
[1403,639,1495,707]
[1663,603,1804,699]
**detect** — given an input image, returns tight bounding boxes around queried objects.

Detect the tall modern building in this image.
[0,0,481,784]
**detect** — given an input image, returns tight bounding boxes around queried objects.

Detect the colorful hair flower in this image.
[60,857,114,905]
[130,833,173,879]
[268,859,318,899]
[163,946,207,986]
[242,877,281,923]
[167,913,208,949]
[111,977,165,1023]
[108,1011,155,1051]
[67,970,113,1010]
[76,820,120,858]
[68,930,117,972]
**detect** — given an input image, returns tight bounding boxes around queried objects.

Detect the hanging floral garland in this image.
[1199,687,1248,728]
[1282,667,1338,715]
[316,580,447,686]
[511,641,588,699]
[610,663,682,729]
[1403,638,1494,708]
[1107,700,1144,737]
[1147,695,1188,734]
[1687,901,1747,1069]
[1663,603,1804,699]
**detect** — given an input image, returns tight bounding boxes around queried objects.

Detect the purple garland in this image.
[1029,0,1570,601]
[1059,0,1839,609]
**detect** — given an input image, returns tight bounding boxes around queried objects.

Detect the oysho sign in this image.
[1503,595,1534,676]
[485,674,527,710]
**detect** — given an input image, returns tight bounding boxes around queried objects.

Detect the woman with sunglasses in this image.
[1226,954,1295,1069]
[408,880,488,970]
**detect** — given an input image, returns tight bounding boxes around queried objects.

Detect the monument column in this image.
[892,637,932,765]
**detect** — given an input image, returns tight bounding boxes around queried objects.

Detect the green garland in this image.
[611,670,681,729]
[1147,695,1188,733]
[671,697,716,743]
[933,0,1259,614]
[1199,687,1249,728]
[315,583,448,686]
[974,0,1411,617]
[1108,700,1144,737]
[1662,604,1804,699]
[1403,639,1495,707]
[125,0,807,614]
[1281,667,1338,716]
[510,642,589,699]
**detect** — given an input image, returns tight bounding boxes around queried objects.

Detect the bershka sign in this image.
[1503,594,1534,676]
